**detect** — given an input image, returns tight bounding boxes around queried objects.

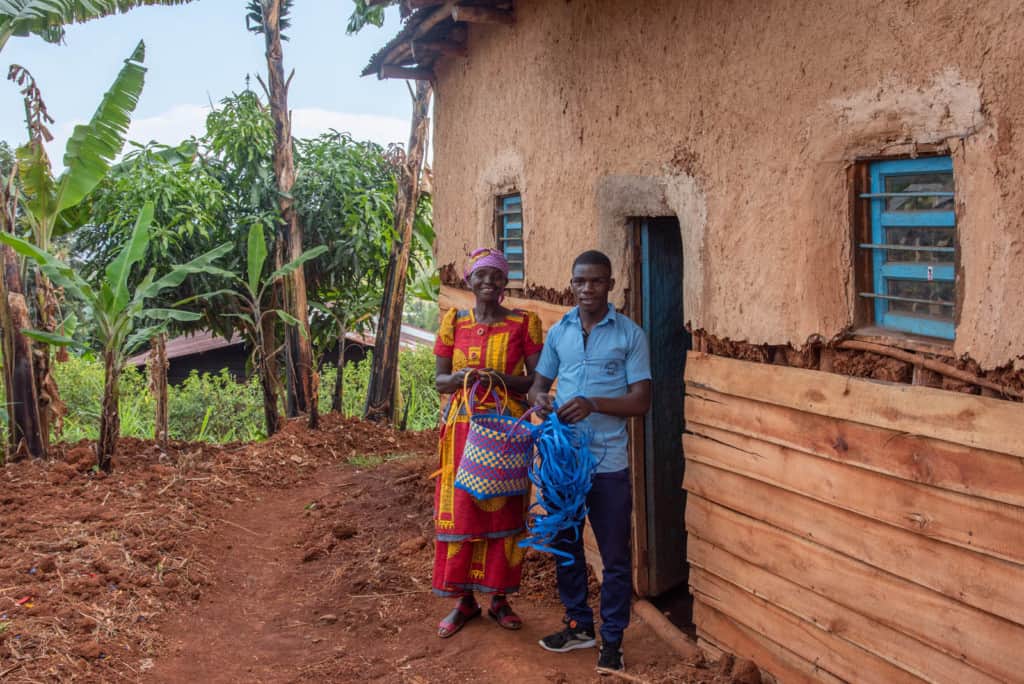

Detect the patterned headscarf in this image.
[463,248,510,281]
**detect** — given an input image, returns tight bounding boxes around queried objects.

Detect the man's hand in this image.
[533,392,555,419]
[556,396,597,424]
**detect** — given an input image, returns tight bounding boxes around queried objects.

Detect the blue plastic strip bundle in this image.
[518,403,597,566]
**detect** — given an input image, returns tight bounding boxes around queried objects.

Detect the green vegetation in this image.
[18,345,440,446]
[0,1,438,467]
[348,452,417,469]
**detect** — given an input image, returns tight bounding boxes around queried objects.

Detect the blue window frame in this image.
[498,194,524,281]
[860,157,956,339]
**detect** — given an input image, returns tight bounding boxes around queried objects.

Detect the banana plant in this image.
[183,223,326,437]
[9,39,148,450]
[0,0,194,52]
[0,202,231,471]
[16,40,147,253]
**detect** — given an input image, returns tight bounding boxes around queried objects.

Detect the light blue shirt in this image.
[536,304,651,473]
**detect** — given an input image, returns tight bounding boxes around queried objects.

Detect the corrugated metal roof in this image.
[127,325,436,367]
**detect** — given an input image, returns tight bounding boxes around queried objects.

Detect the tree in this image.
[246,0,317,427]
[70,140,226,446]
[184,223,326,437]
[294,132,396,412]
[0,0,194,52]
[364,80,432,424]
[0,202,231,470]
[3,40,147,456]
[0,138,44,459]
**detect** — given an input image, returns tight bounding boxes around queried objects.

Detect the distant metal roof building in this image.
[127,324,435,368]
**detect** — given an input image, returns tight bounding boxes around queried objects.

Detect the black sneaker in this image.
[538,618,597,653]
[596,641,624,674]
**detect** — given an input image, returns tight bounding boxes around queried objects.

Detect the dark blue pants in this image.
[554,469,633,644]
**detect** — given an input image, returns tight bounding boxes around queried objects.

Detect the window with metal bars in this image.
[497,193,524,281]
[858,157,956,340]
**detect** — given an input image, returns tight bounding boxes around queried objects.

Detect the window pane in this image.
[884,172,954,211]
[886,279,954,320]
[883,226,955,263]
[498,194,524,279]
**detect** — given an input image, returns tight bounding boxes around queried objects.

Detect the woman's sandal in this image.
[488,597,523,630]
[437,601,481,638]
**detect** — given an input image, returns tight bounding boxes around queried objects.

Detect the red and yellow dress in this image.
[432,307,544,596]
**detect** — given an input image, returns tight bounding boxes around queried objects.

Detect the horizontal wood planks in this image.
[686,351,1024,458]
[685,385,1024,508]
[689,538,1000,684]
[694,601,843,684]
[683,352,1024,684]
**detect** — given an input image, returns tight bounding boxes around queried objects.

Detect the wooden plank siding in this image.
[685,386,1024,509]
[685,351,1024,458]
[683,352,1024,683]
[694,602,844,684]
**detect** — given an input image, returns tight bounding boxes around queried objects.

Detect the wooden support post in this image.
[148,333,169,449]
[364,80,433,424]
[633,600,701,659]
[379,64,435,80]
[451,5,513,24]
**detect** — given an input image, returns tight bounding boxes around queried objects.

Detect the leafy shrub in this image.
[55,355,152,443]
[168,369,266,443]
[398,346,440,431]
[19,346,440,449]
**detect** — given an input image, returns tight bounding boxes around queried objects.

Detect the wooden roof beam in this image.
[378,2,456,67]
[412,39,468,59]
[379,64,435,80]
[451,5,513,24]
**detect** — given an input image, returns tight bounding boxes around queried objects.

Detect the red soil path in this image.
[0,416,729,683]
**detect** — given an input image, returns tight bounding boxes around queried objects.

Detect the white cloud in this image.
[46,104,410,160]
[291,108,408,147]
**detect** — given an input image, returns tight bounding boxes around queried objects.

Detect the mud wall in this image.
[431,0,1024,369]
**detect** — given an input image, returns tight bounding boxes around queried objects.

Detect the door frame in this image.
[626,221,651,596]
[626,216,690,599]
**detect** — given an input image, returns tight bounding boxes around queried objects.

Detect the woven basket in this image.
[455,413,535,500]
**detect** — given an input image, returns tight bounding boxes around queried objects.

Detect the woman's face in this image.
[468,266,508,304]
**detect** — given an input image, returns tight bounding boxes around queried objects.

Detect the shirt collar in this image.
[567,303,617,327]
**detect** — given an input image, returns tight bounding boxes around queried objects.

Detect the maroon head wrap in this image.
[463,248,510,280]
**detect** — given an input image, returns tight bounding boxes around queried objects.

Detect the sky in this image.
[0,2,412,159]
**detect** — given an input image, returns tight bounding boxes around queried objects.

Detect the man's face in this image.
[570,263,614,315]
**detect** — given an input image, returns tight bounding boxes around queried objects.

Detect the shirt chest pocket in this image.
[583,348,629,395]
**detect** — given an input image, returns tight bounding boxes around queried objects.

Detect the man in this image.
[528,250,652,675]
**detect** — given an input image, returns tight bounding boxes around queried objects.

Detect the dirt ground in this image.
[0,415,739,683]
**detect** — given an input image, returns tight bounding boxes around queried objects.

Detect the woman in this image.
[432,248,544,638]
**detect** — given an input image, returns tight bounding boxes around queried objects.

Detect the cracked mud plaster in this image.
[431,0,1024,369]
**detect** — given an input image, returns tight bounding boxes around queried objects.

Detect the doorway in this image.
[629,217,690,605]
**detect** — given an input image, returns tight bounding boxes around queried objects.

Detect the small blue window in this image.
[498,194,524,281]
[860,157,956,340]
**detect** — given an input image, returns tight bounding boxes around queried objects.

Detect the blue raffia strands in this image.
[518,403,596,566]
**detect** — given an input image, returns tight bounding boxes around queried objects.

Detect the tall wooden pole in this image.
[148,332,169,448]
[258,0,316,426]
[365,79,432,424]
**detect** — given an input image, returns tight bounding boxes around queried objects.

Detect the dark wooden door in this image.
[640,217,690,596]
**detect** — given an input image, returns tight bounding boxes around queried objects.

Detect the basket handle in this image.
[465,374,505,416]
[494,406,539,455]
